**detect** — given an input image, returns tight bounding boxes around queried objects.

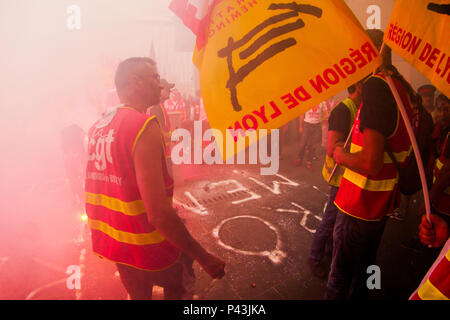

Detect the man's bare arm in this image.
[327,130,346,157]
[333,128,385,176]
[134,120,225,278]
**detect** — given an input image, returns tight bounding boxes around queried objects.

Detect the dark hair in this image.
[114,57,156,95]
[347,85,357,95]
[386,64,420,106]
[365,29,392,66]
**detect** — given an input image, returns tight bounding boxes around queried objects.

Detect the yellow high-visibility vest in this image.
[322,98,358,187]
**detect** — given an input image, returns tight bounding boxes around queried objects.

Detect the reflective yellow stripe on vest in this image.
[350,143,412,164]
[436,158,444,170]
[322,154,343,187]
[132,116,156,154]
[88,218,165,245]
[432,156,443,184]
[86,192,174,215]
[322,98,358,187]
[85,192,146,216]
[342,169,398,191]
[343,98,358,122]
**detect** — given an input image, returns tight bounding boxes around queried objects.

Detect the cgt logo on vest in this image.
[88,129,115,171]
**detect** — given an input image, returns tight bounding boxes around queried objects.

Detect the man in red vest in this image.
[85,57,225,300]
[325,30,415,300]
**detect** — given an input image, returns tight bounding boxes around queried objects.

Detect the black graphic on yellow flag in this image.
[185,0,382,159]
[427,2,450,15]
[218,3,323,112]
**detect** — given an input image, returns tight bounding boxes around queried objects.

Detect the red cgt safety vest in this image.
[334,74,414,221]
[433,132,450,216]
[85,106,179,271]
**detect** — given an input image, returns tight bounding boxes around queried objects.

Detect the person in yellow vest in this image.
[325,29,415,300]
[85,57,225,300]
[308,82,361,278]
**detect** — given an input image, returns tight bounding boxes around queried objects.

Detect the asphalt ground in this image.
[0,140,439,300]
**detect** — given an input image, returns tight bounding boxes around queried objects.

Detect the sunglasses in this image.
[138,73,160,82]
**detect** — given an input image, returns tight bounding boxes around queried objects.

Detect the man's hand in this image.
[333,145,346,165]
[198,253,226,279]
[327,131,346,157]
[418,213,449,248]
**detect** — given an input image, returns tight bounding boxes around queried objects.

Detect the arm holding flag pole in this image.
[328,41,432,225]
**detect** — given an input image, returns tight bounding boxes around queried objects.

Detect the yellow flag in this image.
[384,0,449,97]
[182,0,382,159]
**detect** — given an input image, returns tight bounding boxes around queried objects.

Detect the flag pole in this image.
[383,73,432,224]
[378,40,431,225]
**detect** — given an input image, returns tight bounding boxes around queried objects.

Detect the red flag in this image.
[169,0,223,50]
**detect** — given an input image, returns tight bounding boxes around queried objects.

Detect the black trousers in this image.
[325,211,388,300]
[116,253,194,300]
[297,121,321,161]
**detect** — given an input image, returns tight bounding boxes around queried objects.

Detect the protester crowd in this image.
[57,27,450,301]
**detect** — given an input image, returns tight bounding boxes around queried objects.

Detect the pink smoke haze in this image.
[0,0,196,298]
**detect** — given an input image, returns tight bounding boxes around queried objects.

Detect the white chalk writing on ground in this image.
[206,179,261,205]
[212,215,286,264]
[248,173,299,195]
[278,202,322,234]
[173,191,209,216]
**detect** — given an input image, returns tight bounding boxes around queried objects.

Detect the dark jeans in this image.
[309,186,339,263]
[325,211,387,300]
[116,253,194,300]
[298,121,321,161]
